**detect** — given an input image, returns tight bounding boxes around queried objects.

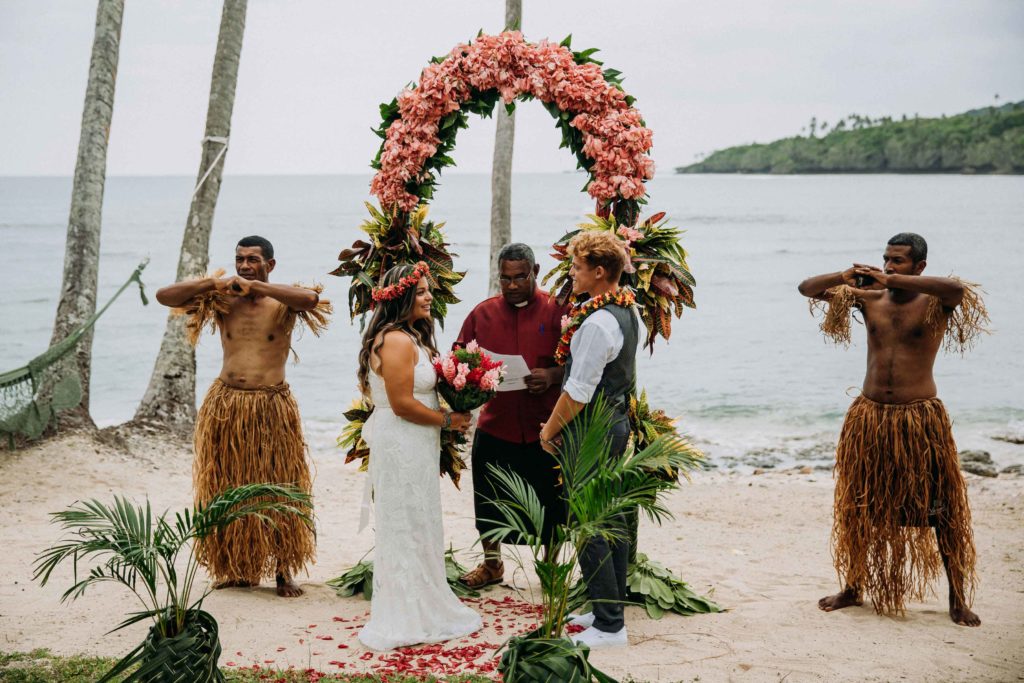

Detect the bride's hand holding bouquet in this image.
[432,340,505,416]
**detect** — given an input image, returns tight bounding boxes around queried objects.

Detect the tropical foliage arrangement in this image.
[330,203,464,327]
[338,397,373,471]
[338,396,469,486]
[627,553,722,619]
[33,484,313,683]
[629,388,701,482]
[543,210,697,350]
[678,101,1024,174]
[484,397,704,682]
[327,547,482,601]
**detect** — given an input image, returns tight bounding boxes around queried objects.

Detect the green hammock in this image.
[0,259,149,446]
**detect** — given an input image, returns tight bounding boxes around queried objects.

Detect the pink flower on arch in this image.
[617,226,643,243]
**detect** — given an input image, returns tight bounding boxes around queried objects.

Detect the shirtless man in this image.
[799,232,981,626]
[156,235,330,597]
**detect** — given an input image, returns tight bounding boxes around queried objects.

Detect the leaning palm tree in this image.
[484,396,704,682]
[487,0,522,296]
[133,0,248,432]
[34,483,311,682]
[44,0,125,429]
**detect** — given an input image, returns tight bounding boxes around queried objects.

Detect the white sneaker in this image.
[568,612,595,628]
[571,625,628,649]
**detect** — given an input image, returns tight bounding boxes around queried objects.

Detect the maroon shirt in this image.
[455,289,566,444]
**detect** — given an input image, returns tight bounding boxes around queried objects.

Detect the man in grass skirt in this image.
[155,235,331,597]
[455,243,568,589]
[799,232,987,626]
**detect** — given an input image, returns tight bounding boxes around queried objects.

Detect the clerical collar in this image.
[513,300,529,308]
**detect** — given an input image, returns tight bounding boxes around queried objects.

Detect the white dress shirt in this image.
[563,309,624,404]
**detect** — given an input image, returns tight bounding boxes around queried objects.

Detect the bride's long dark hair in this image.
[357,263,439,396]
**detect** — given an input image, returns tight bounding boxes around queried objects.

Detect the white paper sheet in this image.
[482,349,531,392]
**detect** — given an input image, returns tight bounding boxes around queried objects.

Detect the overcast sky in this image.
[1,0,1022,176]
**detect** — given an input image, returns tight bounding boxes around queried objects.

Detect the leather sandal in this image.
[458,561,504,589]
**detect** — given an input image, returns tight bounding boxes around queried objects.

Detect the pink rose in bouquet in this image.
[432,341,506,412]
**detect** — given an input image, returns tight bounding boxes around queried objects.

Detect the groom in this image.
[455,243,567,588]
[540,230,637,649]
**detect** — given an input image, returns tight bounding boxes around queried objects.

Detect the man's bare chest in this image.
[220,300,286,345]
[863,297,937,346]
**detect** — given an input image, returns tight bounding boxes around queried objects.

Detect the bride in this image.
[355,262,482,650]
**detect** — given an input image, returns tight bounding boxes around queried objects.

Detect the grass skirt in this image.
[193,380,315,583]
[832,395,976,614]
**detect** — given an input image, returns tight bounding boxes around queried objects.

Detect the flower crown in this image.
[371,261,431,304]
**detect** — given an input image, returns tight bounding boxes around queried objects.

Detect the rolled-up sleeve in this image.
[563,312,622,403]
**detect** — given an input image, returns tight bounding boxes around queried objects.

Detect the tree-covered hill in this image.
[677,101,1023,174]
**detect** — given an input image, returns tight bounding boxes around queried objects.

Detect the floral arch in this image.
[332,30,694,346]
[370,31,654,221]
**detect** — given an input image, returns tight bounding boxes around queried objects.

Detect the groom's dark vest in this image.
[561,302,639,419]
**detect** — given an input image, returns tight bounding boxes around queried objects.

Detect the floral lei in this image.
[371,261,430,305]
[555,288,637,365]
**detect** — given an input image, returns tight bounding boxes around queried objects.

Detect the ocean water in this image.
[2,173,1022,469]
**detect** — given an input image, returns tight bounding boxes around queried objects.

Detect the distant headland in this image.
[677,101,1023,174]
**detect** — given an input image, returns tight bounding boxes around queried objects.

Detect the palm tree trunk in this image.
[132,0,247,432]
[45,0,125,430]
[487,0,522,296]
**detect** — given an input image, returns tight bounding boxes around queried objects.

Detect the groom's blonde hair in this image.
[568,231,627,282]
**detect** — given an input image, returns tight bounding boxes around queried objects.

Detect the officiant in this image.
[454,243,568,590]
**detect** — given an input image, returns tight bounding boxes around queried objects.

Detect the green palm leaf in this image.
[35,484,312,682]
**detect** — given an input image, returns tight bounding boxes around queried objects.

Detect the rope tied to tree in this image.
[0,259,149,446]
[191,136,230,202]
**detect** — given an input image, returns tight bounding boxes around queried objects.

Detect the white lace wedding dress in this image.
[359,344,482,651]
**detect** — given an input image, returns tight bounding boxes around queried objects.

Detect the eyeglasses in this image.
[498,274,532,285]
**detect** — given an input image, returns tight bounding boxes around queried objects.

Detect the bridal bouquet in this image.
[432,340,505,412]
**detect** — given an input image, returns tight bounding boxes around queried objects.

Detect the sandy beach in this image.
[1,429,1021,682]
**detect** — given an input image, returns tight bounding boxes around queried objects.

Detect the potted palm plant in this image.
[33,483,313,682]
[483,397,704,682]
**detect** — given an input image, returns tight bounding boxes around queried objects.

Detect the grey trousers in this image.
[578,418,631,632]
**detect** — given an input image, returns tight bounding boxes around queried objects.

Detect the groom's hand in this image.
[525,368,555,394]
